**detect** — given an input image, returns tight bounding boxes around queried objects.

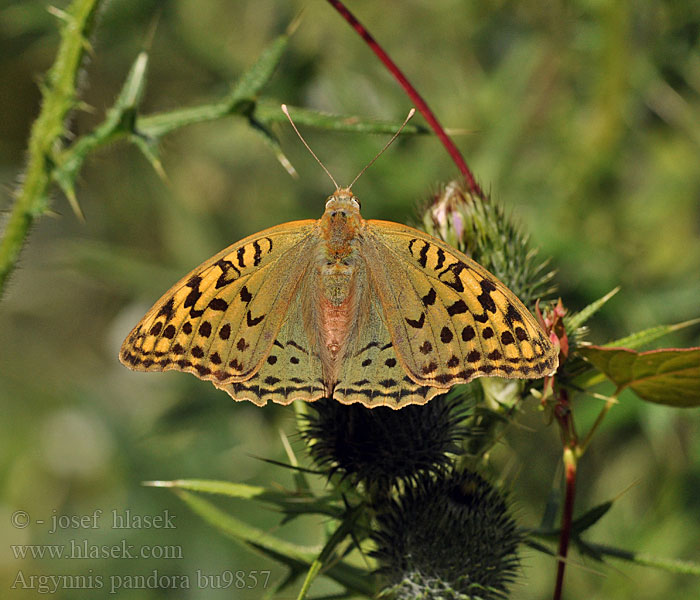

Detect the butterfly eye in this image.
[351,197,361,209]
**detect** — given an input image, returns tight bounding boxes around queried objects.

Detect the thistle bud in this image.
[373,469,522,599]
[301,397,470,490]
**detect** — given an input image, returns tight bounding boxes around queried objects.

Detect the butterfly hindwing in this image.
[333,293,437,409]
[213,288,326,405]
[362,221,558,388]
[120,221,317,387]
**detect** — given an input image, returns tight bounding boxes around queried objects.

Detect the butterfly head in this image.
[325,187,361,214]
[321,188,363,248]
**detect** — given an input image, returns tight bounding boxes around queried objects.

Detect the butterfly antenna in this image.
[282,104,339,190]
[348,108,415,190]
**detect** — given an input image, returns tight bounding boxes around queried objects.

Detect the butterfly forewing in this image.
[120,221,316,388]
[362,221,558,387]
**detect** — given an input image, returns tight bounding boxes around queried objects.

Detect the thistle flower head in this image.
[301,396,470,490]
[423,180,555,310]
[373,470,522,600]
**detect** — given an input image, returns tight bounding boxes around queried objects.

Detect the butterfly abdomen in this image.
[313,245,368,395]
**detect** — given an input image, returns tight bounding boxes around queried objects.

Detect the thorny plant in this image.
[2,1,699,599]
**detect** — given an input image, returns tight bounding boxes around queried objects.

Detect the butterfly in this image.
[120,106,557,409]
[120,184,558,409]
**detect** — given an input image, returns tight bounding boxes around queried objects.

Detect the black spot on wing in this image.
[505,303,523,326]
[239,286,252,303]
[252,240,263,266]
[157,297,175,322]
[418,241,429,267]
[209,298,229,312]
[356,341,380,355]
[447,300,468,316]
[246,310,265,327]
[462,326,475,341]
[183,276,203,312]
[406,313,426,329]
[378,379,398,389]
[439,261,467,293]
[236,247,246,268]
[476,279,497,313]
[419,341,432,354]
[421,361,438,375]
[435,248,446,270]
[214,259,240,288]
[440,326,453,343]
[287,340,308,354]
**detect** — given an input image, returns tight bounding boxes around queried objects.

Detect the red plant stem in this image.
[325,0,484,199]
[554,446,577,600]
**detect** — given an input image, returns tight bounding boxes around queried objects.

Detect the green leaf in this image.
[248,116,298,177]
[255,98,429,134]
[296,505,364,600]
[144,479,343,519]
[171,489,375,596]
[227,29,291,105]
[53,50,151,193]
[525,535,700,575]
[603,318,700,350]
[137,27,292,139]
[570,501,613,534]
[579,345,700,407]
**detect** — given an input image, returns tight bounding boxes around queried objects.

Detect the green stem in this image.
[579,389,620,456]
[296,560,323,600]
[0,0,101,295]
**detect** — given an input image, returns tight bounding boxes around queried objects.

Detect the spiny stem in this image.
[0,0,101,296]
[325,0,484,199]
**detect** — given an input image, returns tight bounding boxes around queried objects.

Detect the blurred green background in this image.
[1,0,699,598]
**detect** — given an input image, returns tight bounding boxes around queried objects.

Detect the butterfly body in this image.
[314,190,367,393]
[121,188,557,409]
